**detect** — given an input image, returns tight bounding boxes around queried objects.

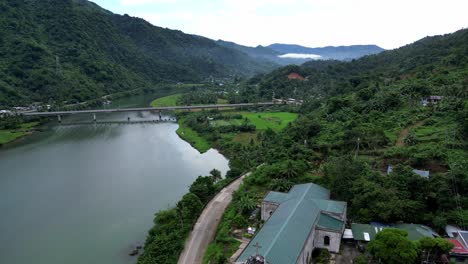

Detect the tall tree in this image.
[368,229,418,264]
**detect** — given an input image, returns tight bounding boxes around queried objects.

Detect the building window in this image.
[324,236,330,246]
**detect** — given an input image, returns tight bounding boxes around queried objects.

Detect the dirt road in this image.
[177,173,249,264]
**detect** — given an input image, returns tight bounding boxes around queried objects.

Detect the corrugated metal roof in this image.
[290,183,330,200]
[263,191,289,204]
[447,239,468,255]
[351,223,438,242]
[459,231,468,248]
[237,183,346,264]
[393,224,438,241]
[317,213,344,232]
[351,224,385,241]
[314,199,347,214]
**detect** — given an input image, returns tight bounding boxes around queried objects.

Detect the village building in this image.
[350,223,439,242]
[236,183,347,264]
[447,231,468,263]
[387,165,430,178]
[421,95,444,106]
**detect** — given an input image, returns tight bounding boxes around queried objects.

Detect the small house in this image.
[387,165,430,178]
[447,231,468,263]
[350,223,438,242]
[422,96,444,106]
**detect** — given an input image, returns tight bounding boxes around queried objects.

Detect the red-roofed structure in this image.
[447,239,468,255]
[287,73,305,80]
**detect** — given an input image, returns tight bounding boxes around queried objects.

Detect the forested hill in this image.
[0,0,274,107]
[245,28,468,101]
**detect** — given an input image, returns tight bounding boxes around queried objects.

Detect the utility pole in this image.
[355,137,360,159]
[55,55,62,77]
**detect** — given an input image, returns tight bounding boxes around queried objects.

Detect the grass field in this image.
[150,94,182,107]
[212,112,298,132]
[0,122,39,145]
[176,118,211,153]
[241,112,298,131]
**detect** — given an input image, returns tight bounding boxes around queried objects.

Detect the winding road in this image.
[177,172,250,264]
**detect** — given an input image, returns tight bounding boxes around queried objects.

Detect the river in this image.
[0,93,230,264]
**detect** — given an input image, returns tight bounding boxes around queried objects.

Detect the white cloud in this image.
[120,0,175,6]
[99,0,468,49]
[279,53,322,59]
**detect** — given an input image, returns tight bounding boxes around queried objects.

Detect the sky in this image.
[90,0,468,50]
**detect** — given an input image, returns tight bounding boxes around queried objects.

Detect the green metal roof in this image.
[351,223,438,242]
[317,213,344,232]
[351,224,385,241]
[393,224,438,241]
[263,191,289,204]
[314,199,347,214]
[237,183,346,264]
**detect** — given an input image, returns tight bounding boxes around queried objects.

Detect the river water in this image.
[0,94,229,264]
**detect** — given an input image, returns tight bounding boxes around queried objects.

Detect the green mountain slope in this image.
[245,28,468,100]
[0,0,274,107]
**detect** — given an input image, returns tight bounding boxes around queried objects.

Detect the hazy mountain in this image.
[0,0,275,106]
[249,28,468,100]
[216,40,385,66]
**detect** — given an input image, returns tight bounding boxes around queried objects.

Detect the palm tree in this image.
[283,160,298,179]
[210,169,222,182]
[238,196,257,215]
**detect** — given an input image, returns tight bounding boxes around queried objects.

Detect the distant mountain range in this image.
[267,43,385,61]
[216,41,385,65]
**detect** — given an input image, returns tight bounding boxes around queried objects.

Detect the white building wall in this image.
[296,227,317,264]
[261,201,279,221]
[313,229,342,253]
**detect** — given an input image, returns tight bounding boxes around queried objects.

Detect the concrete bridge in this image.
[58,119,177,126]
[21,102,276,122]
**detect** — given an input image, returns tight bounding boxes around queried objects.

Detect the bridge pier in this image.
[57,115,61,123]
[159,111,162,121]
[93,113,97,122]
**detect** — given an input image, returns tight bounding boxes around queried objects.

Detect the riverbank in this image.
[0,122,39,146]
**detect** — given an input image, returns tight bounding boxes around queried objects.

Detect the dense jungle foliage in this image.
[0,0,274,107]
[138,29,467,264]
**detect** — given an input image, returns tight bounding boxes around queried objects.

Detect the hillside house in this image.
[236,183,347,264]
[422,95,444,106]
[350,223,438,242]
[447,231,468,263]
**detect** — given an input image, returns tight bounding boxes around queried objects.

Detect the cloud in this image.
[279,53,322,59]
[120,0,176,6]
[103,0,468,49]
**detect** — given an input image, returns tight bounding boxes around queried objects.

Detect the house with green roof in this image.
[236,183,347,264]
[350,223,439,242]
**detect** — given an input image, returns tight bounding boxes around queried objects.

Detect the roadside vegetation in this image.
[140,29,467,264]
[137,169,243,264]
[0,116,39,145]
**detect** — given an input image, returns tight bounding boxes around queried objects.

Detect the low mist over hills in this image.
[217,40,385,65]
[268,43,385,61]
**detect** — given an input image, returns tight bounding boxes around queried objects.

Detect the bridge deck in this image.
[59,119,177,126]
[22,102,276,117]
